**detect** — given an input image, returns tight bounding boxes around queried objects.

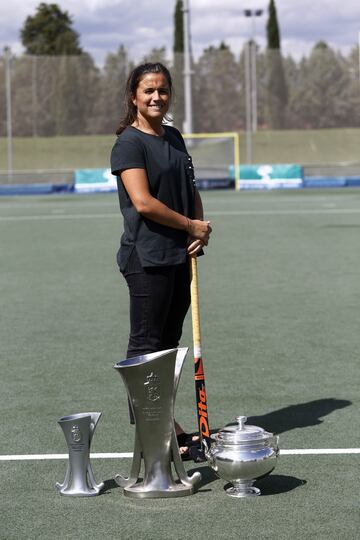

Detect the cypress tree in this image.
[266,0,280,49]
[172,0,184,129]
[174,0,184,53]
[265,0,288,128]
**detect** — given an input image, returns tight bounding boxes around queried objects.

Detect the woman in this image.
[110,63,212,456]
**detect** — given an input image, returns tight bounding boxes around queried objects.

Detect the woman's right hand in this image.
[187,219,212,245]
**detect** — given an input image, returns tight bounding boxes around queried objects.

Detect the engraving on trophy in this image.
[144,371,160,402]
[71,424,82,443]
[142,406,162,421]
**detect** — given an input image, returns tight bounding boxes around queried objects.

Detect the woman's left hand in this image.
[187,238,204,255]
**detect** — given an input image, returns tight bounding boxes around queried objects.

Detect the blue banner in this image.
[74,168,117,193]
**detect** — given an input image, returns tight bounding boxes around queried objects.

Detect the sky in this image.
[0,0,359,65]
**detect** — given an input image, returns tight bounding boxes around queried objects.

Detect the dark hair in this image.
[116,62,173,135]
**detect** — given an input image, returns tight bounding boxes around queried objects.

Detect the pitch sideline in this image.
[1,207,360,222]
[0,448,359,461]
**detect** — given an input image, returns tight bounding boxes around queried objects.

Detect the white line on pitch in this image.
[0,449,359,461]
[280,449,360,455]
[0,453,133,461]
[0,213,119,221]
[207,208,360,216]
[1,208,360,222]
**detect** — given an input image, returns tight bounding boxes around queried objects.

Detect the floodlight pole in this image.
[243,9,263,133]
[183,0,193,134]
[32,56,38,137]
[358,30,360,83]
[4,47,13,182]
[244,42,252,163]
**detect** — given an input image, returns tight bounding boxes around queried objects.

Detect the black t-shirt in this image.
[111,125,196,270]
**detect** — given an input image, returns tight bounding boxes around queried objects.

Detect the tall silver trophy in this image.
[114,348,201,498]
[56,412,104,496]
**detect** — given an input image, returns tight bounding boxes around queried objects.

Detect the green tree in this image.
[55,57,81,134]
[20,3,82,55]
[55,54,98,135]
[280,54,301,128]
[172,0,185,129]
[343,45,360,127]
[7,53,99,137]
[141,47,168,66]
[298,42,354,128]
[193,44,241,132]
[174,0,184,52]
[7,56,39,137]
[91,45,132,134]
[266,0,288,128]
[266,0,280,49]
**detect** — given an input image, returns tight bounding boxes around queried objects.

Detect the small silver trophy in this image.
[114,348,201,499]
[56,412,104,496]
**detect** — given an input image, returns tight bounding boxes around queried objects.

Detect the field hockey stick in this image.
[190,254,210,441]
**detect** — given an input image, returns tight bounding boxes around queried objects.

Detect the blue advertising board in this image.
[74,168,117,193]
[230,164,303,190]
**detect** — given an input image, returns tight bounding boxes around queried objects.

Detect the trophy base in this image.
[124,482,195,499]
[56,486,101,497]
[225,482,261,498]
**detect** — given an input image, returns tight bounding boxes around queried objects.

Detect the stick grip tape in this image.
[190,256,202,355]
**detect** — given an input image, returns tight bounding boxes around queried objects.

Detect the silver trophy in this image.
[114,348,201,498]
[56,412,104,496]
[203,416,279,497]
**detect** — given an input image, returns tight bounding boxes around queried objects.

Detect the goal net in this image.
[182,132,240,190]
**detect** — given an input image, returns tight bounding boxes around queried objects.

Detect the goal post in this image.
[182,132,240,190]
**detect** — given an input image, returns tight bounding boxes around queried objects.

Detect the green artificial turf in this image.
[0,190,359,539]
[0,456,357,540]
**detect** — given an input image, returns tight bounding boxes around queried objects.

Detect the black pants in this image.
[122,249,191,420]
[123,248,191,358]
